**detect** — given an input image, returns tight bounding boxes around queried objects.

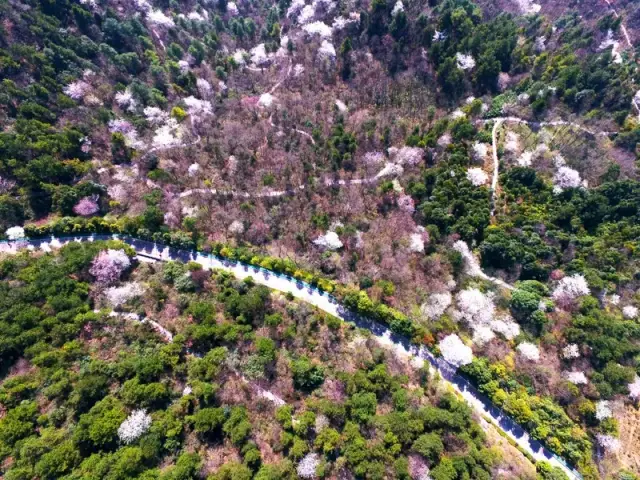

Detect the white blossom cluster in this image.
[228,220,245,235]
[490,317,521,340]
[553,166,582,193]
[332,12,360,30]
[363,151,385,165]
[147,9,174,28]
[551,274,589,306]
[376,162,404,178]
[293,64,305,77]
[318,40,336,59]
[144,106,169,125]
[313,231,343,250]
[455,52,476,70]
[466,168,489,186]
[188,163,201,176]
[565,371,588,385]
[439,334,473,367]
[596,434,621,452]
[335,99,347,112]
[152,118,184,149]
[472,142,488,160]
[391,0,404,15]
[287,0,306,18]
[595,400,612,421]
[516,342,540,362]
[250,43,272,65]
[233,49,247,65]
[409,232,425,253]
[298,4,316,23]
[421,292,452,321]
[64,80,91,100]
[197,78,212,98]
[258,93,276,108]
[628,376,640,401]
[104,282,145,307]
[5,226,25,241]
[562,343,580,359]
[504,131,520,153]
[183,96,213,121]
[389,146,423,166]
[297,453,320,479]
[118,409,152,444]
[433,30,446,42]
[454,288,495,328]
[115,88,137,111]
[303,21,333,38]
[517,151,533,167]
[622,305,638,319]
[452,240,483,277]
[609,294,621,305]
[227,2,239,15]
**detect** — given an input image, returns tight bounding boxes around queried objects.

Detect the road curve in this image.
[0,234,583,480]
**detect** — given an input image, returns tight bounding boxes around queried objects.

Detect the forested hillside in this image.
[1,0,640,477]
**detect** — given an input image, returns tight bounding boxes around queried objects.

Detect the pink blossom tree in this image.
[73,195,100,216]
[90,249,131,284]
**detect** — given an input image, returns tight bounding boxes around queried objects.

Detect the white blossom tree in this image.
[562,344,580,359]
[596,434,621,453]
[5,226,25,241]
[466,168,488,186]
[595,400,612,421]
[553,166,582,192]
[622,305,638,319]
[628,376,640,401]
[565,371,588,385]
[552,274,589,307]
[297,452,320,478]
[439,334,473,367]
[516,342,540,362]
[118,409,152,444]
[420,292,452,321]
[313,232,343,250]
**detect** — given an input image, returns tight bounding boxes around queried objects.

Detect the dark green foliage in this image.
[291,356,325,391]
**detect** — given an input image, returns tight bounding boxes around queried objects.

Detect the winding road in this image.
[0,234,582,480]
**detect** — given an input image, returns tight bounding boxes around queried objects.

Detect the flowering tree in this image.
[622,305,638,319]
[595,400,612,421]
[118,409,152,444]
[516,342,540,362]
[147,9,174,27]
[90,249,131,284]
[420,292,452,321]
[565,371,588,385]
[397,194,415,213]
[64,80,91,100]
[551,274,589,307]
[454,288,495,328]
[490,317,521,340]
[73,196,100,216]
[105,282,145,307]
[5,226,25,241]
[313,232,343,250]
[562,344,580,359]
[553,166,582,192]
[456,52,476,70]
[628,376,640,401]
[466,168,488,186]
[439,334,473,367]
[596,434,621,453]
[297,452,320,478]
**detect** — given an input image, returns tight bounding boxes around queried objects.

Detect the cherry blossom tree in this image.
[5,226,25,241]
[73,196,100,216]
[596,434,620,453]
[628,376,640,401]
[64,80,91,100]
[421,292,452,321]
[313,232,343,250]
[105,282,145,307]
[565,371,588,385]
[553,166,582,193]
[562,344,580,359]
[552,274,589,307]
[118,409,152,444]
[90,249,131,284]
[622,305,638,319]
[297,452,320,479]
[456,52,476,70]
[466,168,488,186]
[516,342,540,362]
[595,400,612,421]
[439,334,473,367]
